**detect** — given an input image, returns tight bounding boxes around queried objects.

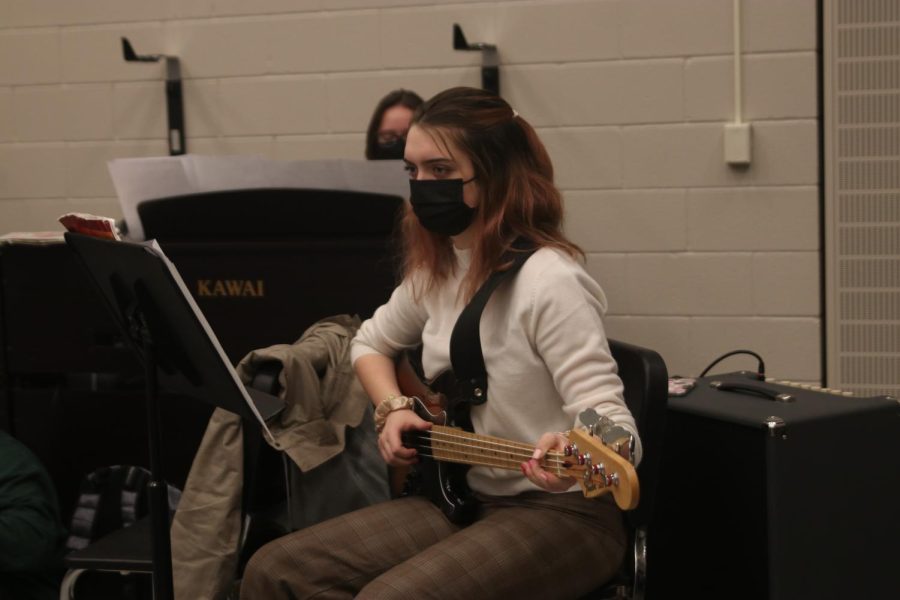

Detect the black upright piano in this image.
[0,188,403,519]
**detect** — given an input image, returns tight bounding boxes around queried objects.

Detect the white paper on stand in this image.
[108,157,194,241]
[108,155,409,240]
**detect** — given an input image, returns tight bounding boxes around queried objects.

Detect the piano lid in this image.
[138,188,403,241]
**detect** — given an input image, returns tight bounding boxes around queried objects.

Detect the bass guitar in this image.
[397,364,639,524]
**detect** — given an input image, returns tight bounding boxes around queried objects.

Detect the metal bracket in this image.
[453,24,500,96]
[121,37,186,156]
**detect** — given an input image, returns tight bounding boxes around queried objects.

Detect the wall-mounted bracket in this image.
[453,24,499,97]
[121,37,186,156]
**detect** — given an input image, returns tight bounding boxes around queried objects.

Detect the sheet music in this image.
[108,157,193,241]
[108,155,409,240]
[144,239,274,437]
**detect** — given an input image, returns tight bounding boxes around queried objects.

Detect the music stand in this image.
[64,232,283,600]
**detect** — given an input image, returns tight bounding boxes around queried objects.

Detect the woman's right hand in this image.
[377,408,432,466]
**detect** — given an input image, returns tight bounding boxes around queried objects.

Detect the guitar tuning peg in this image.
[622,434,636,465]
[578,408,601,435]
[579,409,600,424]
[599,422,630,447]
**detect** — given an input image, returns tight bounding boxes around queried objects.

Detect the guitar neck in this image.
[423,425,566,476]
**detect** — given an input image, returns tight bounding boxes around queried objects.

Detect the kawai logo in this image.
[196,279,265,298]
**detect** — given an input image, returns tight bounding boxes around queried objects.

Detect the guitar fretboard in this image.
[412,425,568,475]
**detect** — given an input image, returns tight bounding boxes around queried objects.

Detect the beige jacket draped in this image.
[170,315,372,600]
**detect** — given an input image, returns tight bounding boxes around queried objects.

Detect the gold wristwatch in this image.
[374,394,416,432]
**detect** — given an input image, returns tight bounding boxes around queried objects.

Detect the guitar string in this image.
[430,429,534,450]
[404,432,569,468]
[426,427,570,462]
[411,443,618,492]
[421,427,623,470]
[408,432,567,464]
[412,451,578,477]
[402,434,622,487]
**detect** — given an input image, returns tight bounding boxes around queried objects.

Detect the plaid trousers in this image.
[239,491,625,600]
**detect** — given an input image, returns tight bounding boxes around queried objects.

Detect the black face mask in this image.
[372,139,405,160]
[409,178,477,236]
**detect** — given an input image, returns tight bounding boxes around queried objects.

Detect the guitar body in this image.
[403,398,479,525]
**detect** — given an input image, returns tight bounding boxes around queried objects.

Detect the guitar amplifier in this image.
[650,372,900,600]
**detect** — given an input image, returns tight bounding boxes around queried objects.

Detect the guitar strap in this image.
[448,241,536,430]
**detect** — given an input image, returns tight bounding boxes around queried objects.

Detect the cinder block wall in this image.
[0,0,819,381]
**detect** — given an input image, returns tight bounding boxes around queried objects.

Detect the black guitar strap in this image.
[448,242,535,430]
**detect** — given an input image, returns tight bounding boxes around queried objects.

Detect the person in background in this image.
[240,86,641,599]
[0,430,66,600]
[365,89,424,160]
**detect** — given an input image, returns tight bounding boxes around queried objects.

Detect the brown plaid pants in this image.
[239,491,625,600]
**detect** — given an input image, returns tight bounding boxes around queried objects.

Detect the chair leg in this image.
[631,527,648,600]
[59,569,86,600]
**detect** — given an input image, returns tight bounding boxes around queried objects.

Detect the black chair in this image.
[58,409,280,600]
[59,517,154,599]
[592,339,668,600]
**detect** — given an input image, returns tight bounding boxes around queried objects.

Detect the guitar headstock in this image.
[560,428,639,511]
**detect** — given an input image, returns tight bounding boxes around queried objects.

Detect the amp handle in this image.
[708,381,795,402]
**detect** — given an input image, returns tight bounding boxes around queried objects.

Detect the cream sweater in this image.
[351,246,642,497]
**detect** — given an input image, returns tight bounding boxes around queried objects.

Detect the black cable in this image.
[698,349,766,380]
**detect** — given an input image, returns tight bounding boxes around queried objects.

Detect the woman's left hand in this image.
[521,432,577,492]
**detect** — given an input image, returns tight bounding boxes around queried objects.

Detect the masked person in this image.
[241,87,641,599]
[365,89,424,160]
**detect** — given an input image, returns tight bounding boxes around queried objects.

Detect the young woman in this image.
[241,87,641,599]
[365,89,424,160]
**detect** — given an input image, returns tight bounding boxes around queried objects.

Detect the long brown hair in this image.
[402,86,582,300]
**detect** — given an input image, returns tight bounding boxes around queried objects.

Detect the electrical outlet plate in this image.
[724,123,752,165]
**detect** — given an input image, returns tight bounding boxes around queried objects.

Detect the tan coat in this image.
[171,315,374,600]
